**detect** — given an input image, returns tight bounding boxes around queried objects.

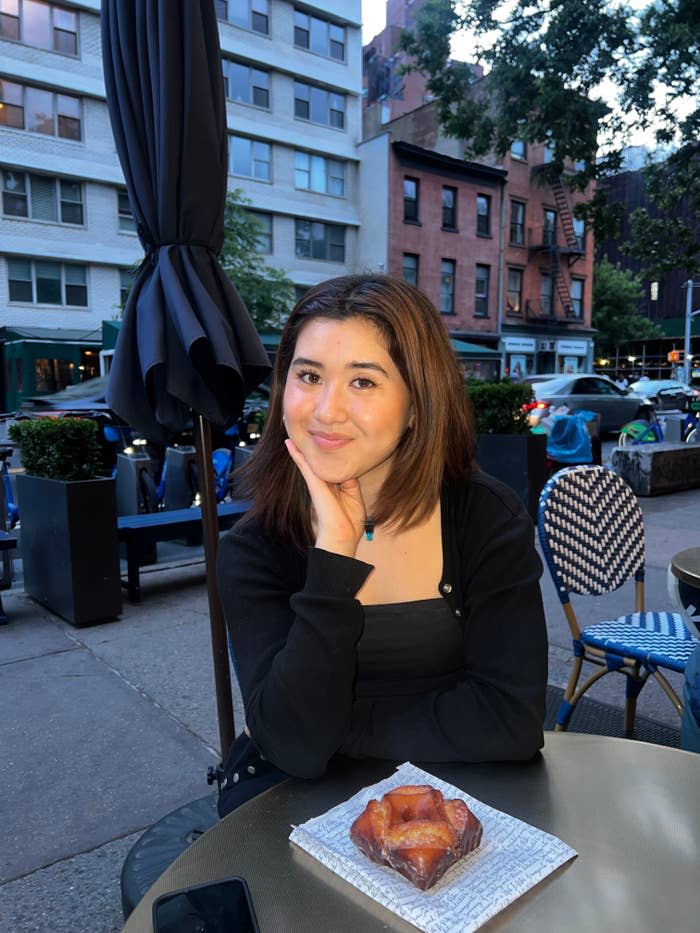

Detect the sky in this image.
[361,2,386,44]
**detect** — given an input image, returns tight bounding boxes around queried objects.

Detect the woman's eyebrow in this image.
[291,356,323,368]
[349,361,389,376]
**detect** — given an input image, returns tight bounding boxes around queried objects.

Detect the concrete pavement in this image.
[1,475,698,932]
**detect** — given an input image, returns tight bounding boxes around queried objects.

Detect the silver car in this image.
[533,374,653,432]
[628,379,700,412]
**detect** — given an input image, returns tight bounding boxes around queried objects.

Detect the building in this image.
[360,1,595,378]
[0,0,363,409]
[360,98,595,378]
[596,160,700,381]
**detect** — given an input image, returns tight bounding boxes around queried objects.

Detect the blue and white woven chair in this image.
[538,464,698,733]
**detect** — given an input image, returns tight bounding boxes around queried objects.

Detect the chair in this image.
[538,464,698,733]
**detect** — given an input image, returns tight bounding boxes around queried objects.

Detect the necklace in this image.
[363,519,375,542]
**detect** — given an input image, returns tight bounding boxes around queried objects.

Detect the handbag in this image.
[217,731,288,818]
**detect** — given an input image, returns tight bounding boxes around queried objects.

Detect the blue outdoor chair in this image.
[538,464,698,733]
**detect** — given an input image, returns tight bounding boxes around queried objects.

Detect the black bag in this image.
[217,731,287,818]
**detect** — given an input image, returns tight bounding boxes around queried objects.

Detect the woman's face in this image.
[282,317,412,496]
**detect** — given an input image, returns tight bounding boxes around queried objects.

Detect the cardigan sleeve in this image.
[217,525,373,778]
[339,483,548,763]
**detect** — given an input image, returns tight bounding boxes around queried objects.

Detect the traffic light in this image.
[667,350,684,363]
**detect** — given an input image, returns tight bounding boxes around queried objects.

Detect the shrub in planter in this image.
[9,417,102,481]
[466,380,546,521]
[8,418,121,626]
[466,380,533,435]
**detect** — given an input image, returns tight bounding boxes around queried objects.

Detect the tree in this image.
[220,189,294,330]
[591,257,661,356]
[401,0,700,275]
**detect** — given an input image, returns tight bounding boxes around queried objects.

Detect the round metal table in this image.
[669,546,700,638]
[123,733,700,933]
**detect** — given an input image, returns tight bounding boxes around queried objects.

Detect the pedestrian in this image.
[614,373,628,389]
[216,274,548,816]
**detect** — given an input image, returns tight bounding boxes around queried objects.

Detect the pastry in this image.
[349,784,483,890]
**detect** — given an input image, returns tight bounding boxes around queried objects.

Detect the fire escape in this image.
[527,174,585,323]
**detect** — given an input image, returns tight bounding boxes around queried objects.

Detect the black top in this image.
[217,470,548,778]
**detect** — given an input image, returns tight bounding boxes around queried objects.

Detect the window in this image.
[510,200,525,245]
[402,253,418,286]
[570,278,584,318]
[294,81,345,128]
[573,217,585,251]
[510,139,526,160]
[540,273,553,315]
[475,264,490,316]
[294,151,345,196]
[2,170,83,224]
[8,257,87,306]
[118,189,136,232]
[574,157,586,172]
[294,9,345,60]
[403,177,419,222]
[442,186,457,229]
[543,209,557,246]
[120,268,136,307]
[230,135,271,181]
[294,219,345,261]
[223,60,270,108]
[0,1,78,55]
[0,79,81,139]
[248,211,272,253]
[476,194,491,236]
[543,140,555,164]
[216,0,269,34]
[439,259,455,314]
[506,268,523,315]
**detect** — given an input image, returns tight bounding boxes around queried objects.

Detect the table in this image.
[123,734,700,933]
[669,546,700,638]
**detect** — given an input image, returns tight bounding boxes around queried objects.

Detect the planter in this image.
[17,473,121,626]
[476,433,548,521]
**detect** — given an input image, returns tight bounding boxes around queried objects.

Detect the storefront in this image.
[555,338,591,374]
[0,326,102,412]
[502,337,537,380]
[451,338,502,381]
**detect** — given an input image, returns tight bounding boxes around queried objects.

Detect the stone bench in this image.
[611,441,700,496]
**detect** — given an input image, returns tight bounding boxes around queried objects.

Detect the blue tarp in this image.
[546,410,597,463]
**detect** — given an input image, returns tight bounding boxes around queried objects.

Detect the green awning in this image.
[102,319,122,351]
[655,316,700,338]
[450,338,501,358]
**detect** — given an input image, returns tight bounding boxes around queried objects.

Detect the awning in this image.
[0,325,102,344]
[450,338,501,358]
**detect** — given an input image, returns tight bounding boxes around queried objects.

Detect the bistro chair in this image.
[538,464,698,733]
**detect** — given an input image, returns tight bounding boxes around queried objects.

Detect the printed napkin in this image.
[289,762,576,933]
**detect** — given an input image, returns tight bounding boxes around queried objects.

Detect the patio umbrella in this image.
[101,0,270,756]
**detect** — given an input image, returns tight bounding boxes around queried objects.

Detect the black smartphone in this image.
[152,876,260,933]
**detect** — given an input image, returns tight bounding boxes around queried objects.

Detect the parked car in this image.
[520,374,561,385]
[628,378,700,412]
[532,374,653,433]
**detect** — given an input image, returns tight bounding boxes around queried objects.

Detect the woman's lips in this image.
[309,431,353,451]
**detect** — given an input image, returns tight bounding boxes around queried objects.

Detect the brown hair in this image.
[236,274,475,550]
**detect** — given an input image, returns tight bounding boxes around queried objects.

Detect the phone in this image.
[152,876,260,933]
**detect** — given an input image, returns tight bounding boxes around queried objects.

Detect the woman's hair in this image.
[236,274,475,550]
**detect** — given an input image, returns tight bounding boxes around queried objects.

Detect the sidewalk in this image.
[1,484,698,933]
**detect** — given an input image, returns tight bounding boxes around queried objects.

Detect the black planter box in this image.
[476,433,548,521]
[17,474,122,626]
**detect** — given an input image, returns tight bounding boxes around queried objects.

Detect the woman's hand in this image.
[284,438,366,557]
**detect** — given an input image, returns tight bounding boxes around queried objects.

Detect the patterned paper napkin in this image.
[289,761,576,933]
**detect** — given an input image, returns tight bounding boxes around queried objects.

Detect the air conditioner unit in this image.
[538,340,556,352]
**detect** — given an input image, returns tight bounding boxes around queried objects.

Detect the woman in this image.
[217,275,547,816]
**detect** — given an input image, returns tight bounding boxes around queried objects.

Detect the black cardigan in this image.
[217,470,548,778]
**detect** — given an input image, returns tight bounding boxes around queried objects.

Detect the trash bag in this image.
[546,411,595,465]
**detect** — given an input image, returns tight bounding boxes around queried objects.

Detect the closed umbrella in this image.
[101,0,270,757]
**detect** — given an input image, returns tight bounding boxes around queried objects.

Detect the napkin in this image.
[289,762,576,933]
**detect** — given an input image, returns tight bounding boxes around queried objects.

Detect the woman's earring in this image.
[407,411,415,430]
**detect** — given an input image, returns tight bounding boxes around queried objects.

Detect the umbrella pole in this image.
[193,412,235,758]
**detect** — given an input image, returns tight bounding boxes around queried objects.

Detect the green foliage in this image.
[220,189,295,330]
[8,418,102,481]
[592,258,662,355]
[466,379,533,435]
[401,0,700,275]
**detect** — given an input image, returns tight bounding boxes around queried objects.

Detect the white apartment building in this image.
[0,0,363,409]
